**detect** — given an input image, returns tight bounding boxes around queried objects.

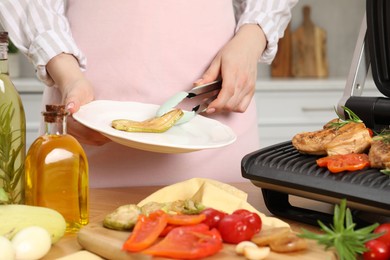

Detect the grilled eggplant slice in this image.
[112,108,184,133]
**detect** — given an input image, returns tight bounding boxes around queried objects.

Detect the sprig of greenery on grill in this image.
[330,106,363,130]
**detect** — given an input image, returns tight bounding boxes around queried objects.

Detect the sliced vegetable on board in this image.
[142,223,223,259]
[122,210,168,252]
[166,213,206,226]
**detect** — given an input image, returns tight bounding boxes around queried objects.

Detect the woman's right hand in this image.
[46,53,111,145]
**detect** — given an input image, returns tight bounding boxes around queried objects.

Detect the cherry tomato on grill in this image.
[201,208,227,229]
[374,223,390,249]
[232,209,262,233]
[363,239,390,260]
[217,213,255,244]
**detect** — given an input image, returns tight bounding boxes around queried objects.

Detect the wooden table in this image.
[42,181,334,259]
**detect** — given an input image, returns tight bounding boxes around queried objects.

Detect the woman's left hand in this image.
[196,24,267,114]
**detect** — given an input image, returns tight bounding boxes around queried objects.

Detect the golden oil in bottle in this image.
[25,104,89,232]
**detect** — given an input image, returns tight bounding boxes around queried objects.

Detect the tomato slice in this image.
[167,213,206,226]
[316,153,370,173]
[123,210,168,252]
[143,223,223,259]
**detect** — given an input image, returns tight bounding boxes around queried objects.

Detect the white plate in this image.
[73,100,237,153]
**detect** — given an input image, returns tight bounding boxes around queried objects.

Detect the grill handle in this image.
[345,96,390,131]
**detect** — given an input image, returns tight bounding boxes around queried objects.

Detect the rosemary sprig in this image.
[330,106,363,130]
[380,169,390,176]
[298,199,381,260]
[372,129,390,143]
[0,103,25,204]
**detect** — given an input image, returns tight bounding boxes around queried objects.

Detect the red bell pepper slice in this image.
[159,224,179,237]
[166,213,206,225]
[142,223,223,259]
[316,153,370,173]
[160,214,207,237]
[122,210,168,252]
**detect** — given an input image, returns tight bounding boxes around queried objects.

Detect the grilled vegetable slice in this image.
[103,204,141,231]
[123,210,168,252]
[112,109,183,133]
[316,153,370,173]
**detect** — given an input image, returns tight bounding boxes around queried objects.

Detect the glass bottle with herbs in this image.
[0,31,26,205]
[25,104,89,232]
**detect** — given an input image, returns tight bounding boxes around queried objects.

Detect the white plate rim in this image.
[72,100,237,153]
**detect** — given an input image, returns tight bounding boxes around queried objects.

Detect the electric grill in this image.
[242,0,390,226]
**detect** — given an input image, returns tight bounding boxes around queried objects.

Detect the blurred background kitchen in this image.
[2,0,377,149]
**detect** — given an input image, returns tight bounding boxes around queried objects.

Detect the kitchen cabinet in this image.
[255,79,382,148]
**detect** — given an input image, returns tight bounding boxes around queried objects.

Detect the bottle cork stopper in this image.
[0,31,8,43]
[43,104,69,122]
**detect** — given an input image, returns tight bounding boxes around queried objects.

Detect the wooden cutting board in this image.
[291,5,328,78]
[77,222,337,260]
[271,23,292,77]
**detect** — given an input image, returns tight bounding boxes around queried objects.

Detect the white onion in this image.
[11,226,51,260]
[0,236,15,260]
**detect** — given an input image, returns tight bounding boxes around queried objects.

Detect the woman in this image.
[0,0,297,187]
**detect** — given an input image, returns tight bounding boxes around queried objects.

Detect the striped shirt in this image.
[0,0,297,85]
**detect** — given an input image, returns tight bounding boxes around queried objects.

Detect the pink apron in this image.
[44,0,260,187]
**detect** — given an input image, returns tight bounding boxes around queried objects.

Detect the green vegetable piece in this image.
[140,200,205,215]
[168,199,205,215]
[103,204,141,231]
[140,202,167,215]
[298,199,382,260]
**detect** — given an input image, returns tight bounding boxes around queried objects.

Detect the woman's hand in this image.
[46,53,111,145]
[60,77,110,145]
[196,24,267,114]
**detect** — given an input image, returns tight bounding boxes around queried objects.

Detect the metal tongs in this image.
[156,80,222,124]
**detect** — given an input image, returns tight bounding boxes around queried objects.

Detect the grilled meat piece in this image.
[325,121,372,156]
[292,128,336,155]
[292,119,372,155]
[368,139,390,169]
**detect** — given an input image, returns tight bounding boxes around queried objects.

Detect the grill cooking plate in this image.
[241,141,390,225]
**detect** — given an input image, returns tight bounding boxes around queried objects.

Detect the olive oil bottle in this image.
[25,104,89,232]
[0,31,26,204]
